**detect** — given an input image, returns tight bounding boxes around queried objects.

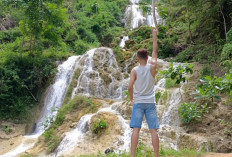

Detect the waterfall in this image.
[1,56,79,157]
[121,0,162,48]
[34,56,79,135]
[71,47,127,100]
[124,0,161,30]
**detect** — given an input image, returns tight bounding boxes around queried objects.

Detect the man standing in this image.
[128,28,159,157]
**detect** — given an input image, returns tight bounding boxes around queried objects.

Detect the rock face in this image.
[71,47,128,100]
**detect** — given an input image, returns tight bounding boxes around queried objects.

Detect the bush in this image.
[200,64,214,78]
[129,26,152,44]
[74,40,89,55]
[92,118,107,135]
[227,28,232,43]
[0,29,21,44]
[178,102,208,123]
[221,43,232,61]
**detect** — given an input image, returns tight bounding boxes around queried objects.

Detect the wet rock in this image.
[105,148,114,154]
[125,40,136,49]
[111,101,132,120]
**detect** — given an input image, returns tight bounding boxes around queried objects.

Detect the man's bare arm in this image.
[151,27,158,65]
[128,69,136,102]
[150,27,158,77]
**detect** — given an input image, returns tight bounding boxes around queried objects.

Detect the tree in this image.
[17,0,67,54]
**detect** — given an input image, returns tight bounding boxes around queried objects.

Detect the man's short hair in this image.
[137,49,148,59]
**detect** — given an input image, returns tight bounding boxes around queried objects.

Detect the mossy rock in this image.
[125,39,136,49]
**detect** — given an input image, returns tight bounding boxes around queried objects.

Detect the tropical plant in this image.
[92,118,107,135]
[192,70,232,103]
[178,102,208,123]
[159,63,193,85]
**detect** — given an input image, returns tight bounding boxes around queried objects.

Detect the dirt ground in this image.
[182,63,232,153]
[203,153,232,157]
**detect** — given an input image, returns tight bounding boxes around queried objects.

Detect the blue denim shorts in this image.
[130,103,159,129]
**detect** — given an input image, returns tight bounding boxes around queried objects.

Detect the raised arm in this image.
[128,68,136,103]
[150,27,158,77]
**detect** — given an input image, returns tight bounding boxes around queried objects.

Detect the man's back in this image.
[133,64,155,104]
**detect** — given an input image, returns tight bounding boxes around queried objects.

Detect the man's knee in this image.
[149,129,158,135]
[132,128,140,133]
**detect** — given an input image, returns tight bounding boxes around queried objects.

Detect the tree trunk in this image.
[187,9,194,44]
[152,0,158,31]
[219,5,227,40]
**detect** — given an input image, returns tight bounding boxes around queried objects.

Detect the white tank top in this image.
[133,64,155,104]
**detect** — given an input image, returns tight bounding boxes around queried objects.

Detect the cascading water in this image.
[120,0,162,48]
[54,103,131,157]
[71,47,127,100]
[34,56,80,135]
[0,56,79,157]
[124,0,161,29]
[120,36,129,48]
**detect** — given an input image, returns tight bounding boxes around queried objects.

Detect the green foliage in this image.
[165,78,178,89]
[0,29,21,44]
[159,146,204,157]
[127,25,177,58]
[80,144,204,157]
[0,55,56,120]
[200,64,214,78]
[161,90,168,101]
[160,63,193,85]
[192,70,232,103]
[124,90,130,101]
[63,69,80,105]
[92,118,107,135]
[227,28,232,43]
[43,127,61,154]
[74,40,90,55]
[221,43,232,61]
[194,76,223,102]
[129,26,152,44]
[157,0,232,65]
[85,98,97,112]
[155,91,161,103]
[178,102,208,123]
[221,60,232,72]
[1,125,12,134]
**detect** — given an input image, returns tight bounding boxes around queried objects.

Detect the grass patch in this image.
[161,90,168,101]
[63,69,80,105]
[1,125,12,134]
[79,143,205,157]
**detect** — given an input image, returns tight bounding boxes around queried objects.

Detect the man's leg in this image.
[131,128,140,157]
[150,129,159,157]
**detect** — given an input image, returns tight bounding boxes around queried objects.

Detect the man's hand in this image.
[131,98,134,104]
